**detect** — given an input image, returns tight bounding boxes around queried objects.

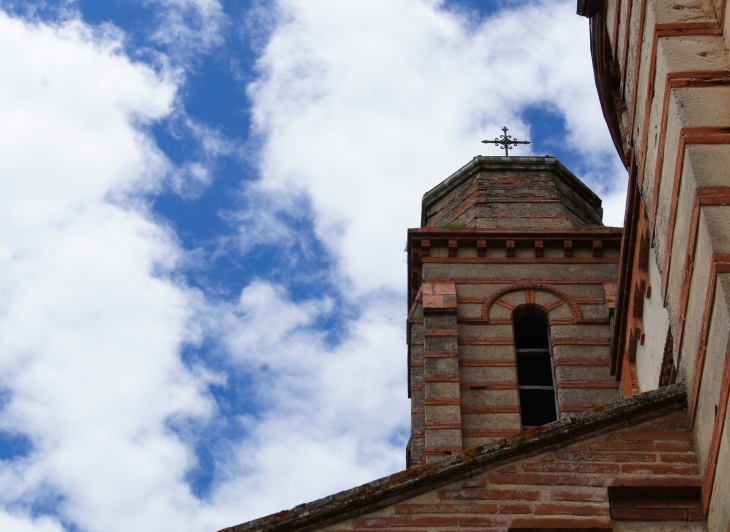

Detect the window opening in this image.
[514,312,558,429]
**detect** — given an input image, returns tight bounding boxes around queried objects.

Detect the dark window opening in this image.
[519,389,558,427]
[514,311,558,429]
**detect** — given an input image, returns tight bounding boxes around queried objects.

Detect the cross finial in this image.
[482,126,531,156]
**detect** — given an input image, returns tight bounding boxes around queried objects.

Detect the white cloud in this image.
[210,282,407,520]
[0,11,217,531]
[149,0,227,61]
[247,0,626,297]
[0,1,629,531]
[0,9,409,531]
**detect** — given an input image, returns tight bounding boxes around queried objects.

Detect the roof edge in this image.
[220,384,687,532]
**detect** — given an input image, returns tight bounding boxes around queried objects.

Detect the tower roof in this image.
[421,156,604,229]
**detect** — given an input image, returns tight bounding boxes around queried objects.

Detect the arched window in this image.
[513,307,558,429]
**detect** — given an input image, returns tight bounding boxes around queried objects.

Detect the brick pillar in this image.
[422,282,462,463]
[408,296,425,467]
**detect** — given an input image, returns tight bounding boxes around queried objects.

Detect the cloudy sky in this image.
[0,1,626,531]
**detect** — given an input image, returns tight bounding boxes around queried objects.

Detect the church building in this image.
[220,0,730,530]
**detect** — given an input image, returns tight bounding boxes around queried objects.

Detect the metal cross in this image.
[482,127,531,156]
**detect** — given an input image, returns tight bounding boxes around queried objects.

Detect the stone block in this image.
[411,390,424,407]
[558,387,620,405]
[425,405,461,423]
[460,366,516,383]
[547,304,573,320]
[461,413,521,430]
[459,324,512,338]
[425,382,460,399]
[551,284,606,298]
[553,345,610,360]
[455,284,509,298]
[425,314,457,330]
[489,304,513,319]
[459,345,515,360]
[535,291,555,306]
[425,336,458,351]
[555,365,612,381]
[425,357,459,374]
[425,428,462,448]
[460,389,519,407]
[551,324,611,339]
[578,304,608,320]
[411,414,425,431]
[409,324,423,343]
[457,303,483,318]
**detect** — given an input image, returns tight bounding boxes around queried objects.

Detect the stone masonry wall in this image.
[408,235,622,467]
[587,0,730,528]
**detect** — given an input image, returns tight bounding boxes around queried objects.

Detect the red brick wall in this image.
[330,409,702,532]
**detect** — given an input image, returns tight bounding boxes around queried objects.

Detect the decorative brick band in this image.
[463,429,521,438]
[424,351,458,358]
[461,405,520,414]
[549,318,576,325]
[459,338,514,345]
[554,359,610,367]
[509,517,611,531]
[425,398,460,405]
[459,359,516,367]
[574,298,605,304]
[425,422,462,430]
[482,284,583,322]
[424,375,460,383]
[557,381,619,389]
[575,318,610,324]
[543,298,565,312]
[496,298,517,311]
[460,382,518,390]
[425,329,459,336]
[422,257,619,264]
[426,277,615,285]
[551,338,611,346]
[458,317,512,325]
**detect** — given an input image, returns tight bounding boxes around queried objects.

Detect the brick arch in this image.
[481,284,582,322]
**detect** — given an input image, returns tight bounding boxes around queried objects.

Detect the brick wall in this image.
[408,275,621,466]
[326,408,703,532]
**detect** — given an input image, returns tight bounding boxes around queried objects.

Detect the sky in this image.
[0,1,627,531]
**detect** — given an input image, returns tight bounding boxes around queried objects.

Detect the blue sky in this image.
[0,1,626,531]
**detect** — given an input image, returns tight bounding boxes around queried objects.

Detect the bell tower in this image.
[406,155,622,466]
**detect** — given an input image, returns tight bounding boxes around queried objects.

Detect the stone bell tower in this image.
[405,156,622,466]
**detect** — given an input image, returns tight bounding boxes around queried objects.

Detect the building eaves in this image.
[220,383,687,532]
